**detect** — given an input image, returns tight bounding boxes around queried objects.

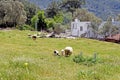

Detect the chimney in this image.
[112,18,114,22]
[75,18,80,22]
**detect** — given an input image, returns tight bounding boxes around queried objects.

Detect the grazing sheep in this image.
[54,50,60,56]
[61,46,73,57]
[32,35,37,40]
[64,46,73,57]
[28,34,37,40]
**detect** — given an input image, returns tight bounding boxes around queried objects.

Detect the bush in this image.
[53,23,65,34]
[73,53,102,66]
[17,24,34,30]
[54,13,64,23]
[73,52,85,63]
[45,18,55,28]
[31,15,39,29]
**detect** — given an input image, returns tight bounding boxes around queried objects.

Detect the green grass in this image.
[0,30,120,80]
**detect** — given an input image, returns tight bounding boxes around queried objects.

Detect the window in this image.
[73,24,74,29]
[87,24,90,29]
[73,23,77,29]
[80,26,83,31]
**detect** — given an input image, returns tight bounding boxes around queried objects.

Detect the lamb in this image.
[61,46,73,57]
[32,35,37,40]
[54,50,60,56]
[28,34,37,40]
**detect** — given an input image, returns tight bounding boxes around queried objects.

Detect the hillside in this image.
[85,0,120,20]
[0,30,120,80]
[28,0,120,20]
[28,0,53,9]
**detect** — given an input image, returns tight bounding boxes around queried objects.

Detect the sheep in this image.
[28,34,37,40]
[32,35,37,40]
[54,50,60,56]
[61,46,73,57]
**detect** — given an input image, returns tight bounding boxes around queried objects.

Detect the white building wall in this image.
[78,22,88,36]
[71,22,78,36]
[71,21,91,37]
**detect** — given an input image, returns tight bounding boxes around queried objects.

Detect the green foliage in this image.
[17,24,33,30]
[37,10,47,31]
[31,10,47,31]
[62,12,73,24]
[0,0,26,27]
[45,18,55,28]
[46,12,64,29]
[53,23,65,34]
[54,13,64,23]
[74,9,101,24]
[116,14,120,21]
[0,30,120,80]
[31,10,64,31]
[73,53,102,66]
[18,0,39,25]
[60,0,85,16]
[37,10,46,19]
[73,52,85,63]
[99,21,119,37]
[31,15,39,29]
[46,0,60,18]
[26,0,120,20]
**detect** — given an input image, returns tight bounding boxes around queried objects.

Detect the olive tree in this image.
[0,0,26,27]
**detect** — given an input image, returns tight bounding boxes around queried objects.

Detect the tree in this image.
[18,0,39,25]
[54,12,64,23]
[46,0,60,18]
[60,0,85,17]
[31,10,47,31]
[45,18,55,29]
[89,22,99,38]
[116,14,120,21]
[99,21,119,38]
[0,0,26,27]
[74,9,101,24]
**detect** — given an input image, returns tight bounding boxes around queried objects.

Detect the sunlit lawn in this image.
[0,30,120,80]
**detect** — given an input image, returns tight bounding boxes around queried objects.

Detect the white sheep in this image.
[61,46,73,57]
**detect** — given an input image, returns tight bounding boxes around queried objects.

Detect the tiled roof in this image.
[107,34,120,41]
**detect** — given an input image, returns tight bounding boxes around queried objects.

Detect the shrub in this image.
[45,18,55,29]
[73,52,85,63]
[17,24,34,30]
[53,23,65,34]
[73,53,102,66]
[31,15,39,30]
[54,12,64,24]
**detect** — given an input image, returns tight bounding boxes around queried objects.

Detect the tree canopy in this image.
[60,0,85,16]
[18,0,40,25]
[0,0,26,27]
[74,9,101,24]
[46,0,60,18]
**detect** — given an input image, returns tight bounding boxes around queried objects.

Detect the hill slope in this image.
[85,0,120,20]
[0,30,120,80]
[28,0,120,20]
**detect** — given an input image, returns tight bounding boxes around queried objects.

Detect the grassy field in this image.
[0,30,120,80]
